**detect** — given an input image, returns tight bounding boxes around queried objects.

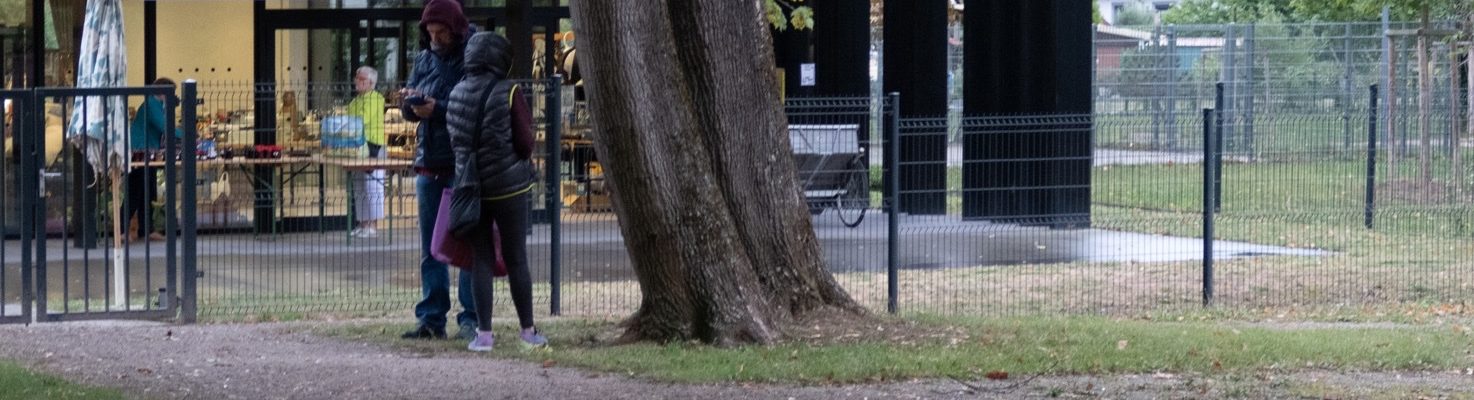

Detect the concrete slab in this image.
[2,210,1329,294]
[946,143,1236,167]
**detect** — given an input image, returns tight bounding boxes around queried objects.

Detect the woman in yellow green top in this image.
[348,66,387,238]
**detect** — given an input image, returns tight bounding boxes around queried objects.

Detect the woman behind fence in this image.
[447,31,545,351]
[125,77,178,242]
[349,66,387,238]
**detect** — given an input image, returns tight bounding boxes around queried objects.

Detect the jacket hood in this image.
[464,32,512,78]
[418,0,470,47]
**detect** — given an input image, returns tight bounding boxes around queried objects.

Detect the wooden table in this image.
[130,155,413,243]
[319,156,414,244]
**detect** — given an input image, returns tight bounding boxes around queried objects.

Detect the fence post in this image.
[1221,25,1236,153]
[1166,25,1179,150]
[1202,108,1216,307]
[1365,84,1379,229]
[1243,24,1256,160]
[181,80,199,323]
[29,90,46,319]
[885,92,900,315]
[1151,24,1163,149]
[19,93,35,324]
[546,75,563,317]
[1213,82,1225,212]
[1343,22,1353,150]
[163,86,178,312]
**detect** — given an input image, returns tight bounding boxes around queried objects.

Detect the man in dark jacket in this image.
[398,0,478,340]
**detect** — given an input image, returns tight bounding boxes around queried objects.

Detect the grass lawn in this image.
[0,361,123,400]
[311,314,1474,385]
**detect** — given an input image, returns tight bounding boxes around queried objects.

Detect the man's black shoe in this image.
[455,322,478,341]
[401,325,447,340]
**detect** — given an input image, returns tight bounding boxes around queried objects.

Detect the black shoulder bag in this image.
[448,84,500,239]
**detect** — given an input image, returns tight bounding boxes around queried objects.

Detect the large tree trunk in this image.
[569,0,866,346]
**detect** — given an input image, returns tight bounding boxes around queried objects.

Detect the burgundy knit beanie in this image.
[420,0,469,39]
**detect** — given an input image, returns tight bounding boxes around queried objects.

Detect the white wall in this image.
[156,1,254,83]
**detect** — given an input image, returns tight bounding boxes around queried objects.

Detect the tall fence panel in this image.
[187,78,572,321]
[191,80,423,317]
[1097,20,1474,312]
[1210,90,1472,309]
[893,113,1207,316]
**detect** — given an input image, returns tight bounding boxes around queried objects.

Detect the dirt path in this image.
[1,320,1471,399]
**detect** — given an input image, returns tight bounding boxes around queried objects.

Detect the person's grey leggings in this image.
[471,191,534,332]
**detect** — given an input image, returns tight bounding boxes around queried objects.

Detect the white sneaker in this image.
[352,228,378,238]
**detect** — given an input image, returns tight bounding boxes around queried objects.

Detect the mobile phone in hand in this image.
[406,96,429,106]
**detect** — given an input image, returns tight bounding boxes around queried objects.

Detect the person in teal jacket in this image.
[124,77,178,242]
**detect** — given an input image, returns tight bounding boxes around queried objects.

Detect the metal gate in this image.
[1,83,199,324]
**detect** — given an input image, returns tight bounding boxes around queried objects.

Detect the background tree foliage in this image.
[0,0,25,27]
[1114,0,1158,26]
[1246,4,1334,111]
[1114,47,1167,101]
[1161,0,1291,24]
[1287,0,1470,22]
[1164,0,1468,23]
[765,0,813,31]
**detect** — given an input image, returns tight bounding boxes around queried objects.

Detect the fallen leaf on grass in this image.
[984,371,1009,380]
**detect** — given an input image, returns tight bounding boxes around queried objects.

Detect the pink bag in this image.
[431,188,507,276]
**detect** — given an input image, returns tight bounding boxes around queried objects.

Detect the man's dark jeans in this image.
[414,174,476,330]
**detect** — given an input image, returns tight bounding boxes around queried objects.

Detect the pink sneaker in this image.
[519,327,547,349]
[467,331,494,352]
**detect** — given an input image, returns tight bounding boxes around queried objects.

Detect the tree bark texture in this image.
[569,0,864,345]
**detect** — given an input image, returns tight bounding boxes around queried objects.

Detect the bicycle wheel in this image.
[834,164,868,228]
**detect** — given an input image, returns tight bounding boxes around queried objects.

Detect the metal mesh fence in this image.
[6,19,1469,324]
[893,113,1204,316]
[103,85,1474,321]
[1092,20,1473,313]
[1211,108,1473,309]
[190,79,566,321]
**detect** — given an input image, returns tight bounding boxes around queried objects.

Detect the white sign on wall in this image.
[800,63,815,87]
